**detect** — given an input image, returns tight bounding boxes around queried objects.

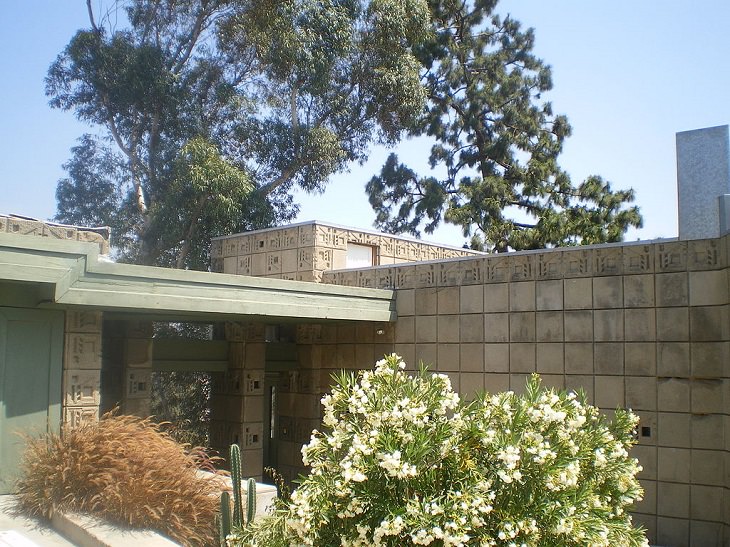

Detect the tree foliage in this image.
[367,0,642,252]
[49,0,430,268]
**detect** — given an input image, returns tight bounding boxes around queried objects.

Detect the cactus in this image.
[230,443,243,526]
[245,477,257,524]
[219,491,231,545]
[219,444,257,546]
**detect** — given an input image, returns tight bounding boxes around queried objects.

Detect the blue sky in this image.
[2,1,729,248]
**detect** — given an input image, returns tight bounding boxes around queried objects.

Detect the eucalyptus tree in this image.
[48,0,430,268]
[47,0,432,443]
[367,0,642,252]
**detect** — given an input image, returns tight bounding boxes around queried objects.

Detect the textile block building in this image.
[2,125,730,546]
[211,224,729,547]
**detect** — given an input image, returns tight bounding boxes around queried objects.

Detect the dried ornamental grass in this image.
[16,413,222,547]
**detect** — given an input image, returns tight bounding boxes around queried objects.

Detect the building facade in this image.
[4,125,730,546]
[212,221,730,547]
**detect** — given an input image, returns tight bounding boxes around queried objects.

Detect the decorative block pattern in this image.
[0,214,110,254]
[64,333,102,369]
[64,369,101,406]
[64,406,100,428]
[125,369,151,399]
[63,311,103,427]
[65,311,103,333]
[212,221,478,284]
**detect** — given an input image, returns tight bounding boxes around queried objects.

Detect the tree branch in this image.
[86,0,100,33]
[176,193,208,268]
[171,6,209,74]
[258,166,297,196]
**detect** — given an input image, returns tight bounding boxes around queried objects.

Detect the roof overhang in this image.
[0,233,396,323]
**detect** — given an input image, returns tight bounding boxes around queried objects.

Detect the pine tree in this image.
[367,0,642,252]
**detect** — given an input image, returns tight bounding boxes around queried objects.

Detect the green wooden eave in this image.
[0,233,396,323]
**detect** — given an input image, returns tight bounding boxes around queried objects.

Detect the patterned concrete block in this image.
[65,311,103,334]
[64,333,102,370]
[63,369,101,406]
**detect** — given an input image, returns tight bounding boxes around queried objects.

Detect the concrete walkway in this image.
[0,497,73,547]
[0,479,275,547]
[0,496,180,547]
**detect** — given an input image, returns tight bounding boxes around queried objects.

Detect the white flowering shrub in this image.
[233,354,648,547]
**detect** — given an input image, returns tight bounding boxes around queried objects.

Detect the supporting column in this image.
[211,322,265,480]
[122,321,154,416]
[62,311,103,426]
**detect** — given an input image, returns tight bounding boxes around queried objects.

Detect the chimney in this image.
[676,124,730,240]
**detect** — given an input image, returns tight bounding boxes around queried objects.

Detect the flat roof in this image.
[0,233,395,323]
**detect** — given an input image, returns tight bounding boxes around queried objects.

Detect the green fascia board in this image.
[0,249,81,285]
[0,233,395,322]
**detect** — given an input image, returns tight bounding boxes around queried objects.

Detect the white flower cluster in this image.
[377,450,417,478]
[274,357,648,547]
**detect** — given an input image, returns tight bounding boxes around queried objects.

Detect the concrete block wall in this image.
[119,321,154,417]
[275,322,395,483]
[0,213,110,254]
[314,236,730,547]
[63,311,103,426]
[210,322,267,480]
[211,221,477,282]
[217,220,730,545]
